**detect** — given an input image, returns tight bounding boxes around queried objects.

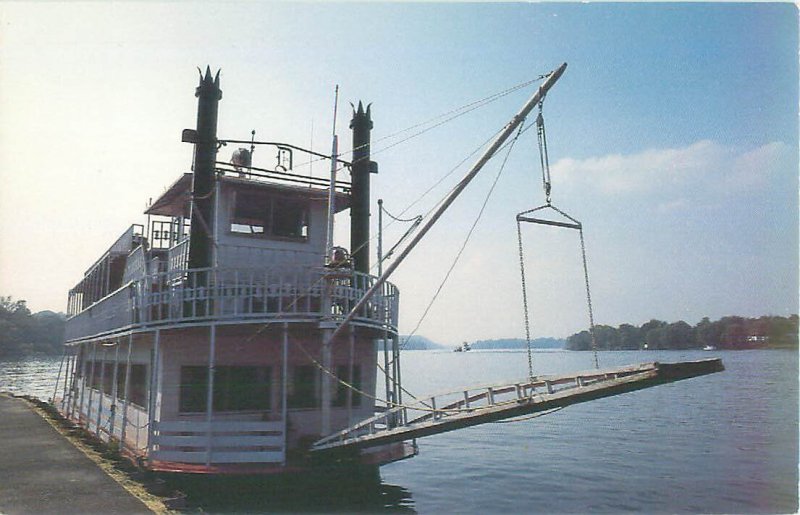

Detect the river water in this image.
[2,349,797,513]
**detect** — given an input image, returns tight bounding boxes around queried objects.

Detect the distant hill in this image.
[398,335,445,350]
[0,296,66,357]
[470,337,564,350]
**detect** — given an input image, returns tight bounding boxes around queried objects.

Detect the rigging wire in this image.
[239,74,556,406]
[517,218,535,380]
[400,121,526,350]
[579,226,600,369]
[286,74,550,173]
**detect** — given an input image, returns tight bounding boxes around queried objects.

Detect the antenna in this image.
[310,118,315,179]
[325,85,340,263]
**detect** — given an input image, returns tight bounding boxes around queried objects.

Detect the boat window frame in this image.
[288,365,319,410]
[229,189,309,242]
[177,364,273,414]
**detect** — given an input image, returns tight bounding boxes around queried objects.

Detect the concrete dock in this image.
[0,394,153,514]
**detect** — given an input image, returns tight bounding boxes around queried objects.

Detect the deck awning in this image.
[219,176,351,212]
[145,173,192,217]
[145,173,352,217]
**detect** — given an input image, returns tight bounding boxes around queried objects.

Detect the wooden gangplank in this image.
[312,359,724,453]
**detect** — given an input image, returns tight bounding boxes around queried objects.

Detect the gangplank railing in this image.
[311,359,724,452]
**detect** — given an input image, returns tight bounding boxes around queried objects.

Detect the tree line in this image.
[0,296,65,357]
[566,315,798,351]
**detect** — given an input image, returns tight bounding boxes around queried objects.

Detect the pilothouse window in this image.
[230,192,308,240]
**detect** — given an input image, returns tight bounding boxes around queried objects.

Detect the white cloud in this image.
[552,140,792,200]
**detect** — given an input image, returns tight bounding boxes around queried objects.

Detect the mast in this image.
[325,85,340,263]
[328,63,568,345]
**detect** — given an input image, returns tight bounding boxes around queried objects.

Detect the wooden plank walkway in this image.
[0,394,153,514]
[312,359,724,453]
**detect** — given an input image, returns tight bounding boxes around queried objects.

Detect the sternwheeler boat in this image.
[52,64,723,476]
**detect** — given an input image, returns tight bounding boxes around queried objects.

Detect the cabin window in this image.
[113,364,148,408]
[334,365,362,408]
[230,192,308,241]
[288,365,318,409]
[272,199,308,239]
[115,364,125,400]
[102,363,115,395]
[214,366,271,412]
[88,361,102,389]
[179,365,272,413]
[128,365,148,408]
[179,366,208,413]
[230,193,268,235]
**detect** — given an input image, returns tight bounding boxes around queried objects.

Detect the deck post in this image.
[109,340,120,438]
[60,354,72,411]
[147,330,160,458]
[205,324,216,466]
[120,334,133,452]
[73,344,87,420]
[96,345,107,436]
[85,343,98,429]
[392,334,403,424]
[281,322,288,466]
[52,352,66,405]
[348,325,355,425]
[321,328,332,437]
[68,352,78,413]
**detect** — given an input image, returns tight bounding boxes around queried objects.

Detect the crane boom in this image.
[328,62,568,344]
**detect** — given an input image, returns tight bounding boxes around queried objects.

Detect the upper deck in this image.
[64,263,398,343]
[64,140,395,343]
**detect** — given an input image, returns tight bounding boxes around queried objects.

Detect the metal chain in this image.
[579,227,599,368]
[536,101,552,203]
[517,218,534,380]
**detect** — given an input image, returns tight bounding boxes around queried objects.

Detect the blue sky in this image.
[0,2,796,344]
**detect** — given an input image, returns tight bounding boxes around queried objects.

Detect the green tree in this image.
[0,296,65,357]
[618,323,641,350]
[566,330,592,351]
[664,321,694,349]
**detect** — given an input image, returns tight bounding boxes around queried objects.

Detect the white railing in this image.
[65,283,136,341]
[312,363,659,451]
[150,420,284,464]
[122,245,147,283]
[167,238,189,272]
[65,265,399,341]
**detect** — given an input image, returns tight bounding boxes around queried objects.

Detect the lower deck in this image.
[54,320,412,473]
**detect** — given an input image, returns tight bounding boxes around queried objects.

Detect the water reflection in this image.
[168,471,415,513]
[0,357,62,399]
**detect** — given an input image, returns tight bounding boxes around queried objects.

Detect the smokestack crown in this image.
[196,66,222,100]
[350,101,373,130]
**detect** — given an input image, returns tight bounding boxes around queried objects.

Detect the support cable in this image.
[401,122,526,350]
[579,227,600,369]
[517,219,534,380]
[289,74,550,173]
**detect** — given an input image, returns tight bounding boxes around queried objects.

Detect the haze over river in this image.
[2,349,796,513]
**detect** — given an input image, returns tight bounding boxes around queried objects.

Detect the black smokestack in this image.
[187,66,222,272]
[349,101,374,275]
